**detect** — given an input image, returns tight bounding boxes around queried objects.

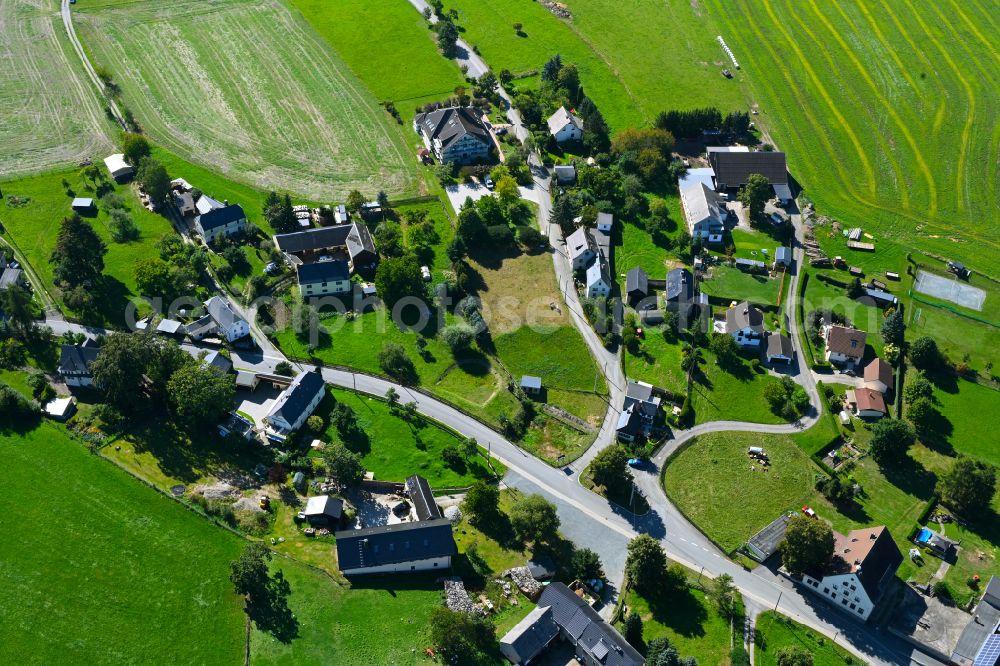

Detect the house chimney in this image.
[223,199,229,206]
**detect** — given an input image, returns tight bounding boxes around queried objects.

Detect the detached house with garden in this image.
[824,324,867,368]
[262,370,326,441]
[547,106,583,144]
[413,106,492,165]
[194,201,248,243]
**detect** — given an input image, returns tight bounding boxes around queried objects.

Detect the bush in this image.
[439,324,476,352]
[441,445,463,469]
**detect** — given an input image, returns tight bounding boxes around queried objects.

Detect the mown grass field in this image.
[0,167,175,325]
[755,612,855,666]
[622,585,734,666]
[706,0,1000,269]
[699,265,782,307]
[0,0,113,178]
[624,326,687,395]
[317,388,500,487]
[0,422,247,664]
[445,0,746,130]
[289,0,466,108]
[690,351,785,425]
[75,0,421,200]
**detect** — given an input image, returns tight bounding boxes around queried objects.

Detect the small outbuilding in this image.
[553,164,576,184]
[44,397,77,421]
[520,375,542,396]
[103,153,134,181]
[302,495,343,526]
[774,246,792,268]
[625,267,649,307]
[766,333,794,363]
[71,198,96,214]
[864,358,894,394]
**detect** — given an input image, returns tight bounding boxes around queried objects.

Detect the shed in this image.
[405,474,442,522]
[44,397,77,421]
[553,164,577,184]
[302,495,343,526]
[235,371,259,390]
[774,246,792,267]
[625,267,648,306]
[71,197,96,214]
[596,212,613,233]
[103,153,134,181]
[746,513,793,562]
[155,318,184,336]
[520,375,542,395]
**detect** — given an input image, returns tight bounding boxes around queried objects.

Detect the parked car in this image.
[484,175,494,190]
[801,506,817,519]
[627,458,644,468]
[264,262,279,275]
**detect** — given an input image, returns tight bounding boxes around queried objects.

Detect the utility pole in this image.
[774,591,782,611]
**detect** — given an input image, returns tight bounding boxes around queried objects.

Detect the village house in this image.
[766,333,794,364]
[616,380,661,443]
[680,181,726,241]
[665,267,695,317]
[798,526,902,621]
[625,267,648,307]
[725,301,766,347]
[58,340,101,388]
[296,260,351,298]
[566,227,595,271]
[501,582,643,666]
[194,202,248,243]
[863,358,894,394]
[547,106,584,144]
[951,576,1000,666]
[274,223,378,273]
[707,147,791,203]
[262,370,326,440]
[845,388,887,419]
[824,324,867,368]
[185,296,250,342]
[585,259,611,299]
[0,266,27,291]
[334,519,456,576]
[413,107,492,164]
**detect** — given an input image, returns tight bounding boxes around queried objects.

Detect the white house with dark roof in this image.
[585,259,611,298]
[547,106,584,144]
[58,340,101,387]
[413,107,493,164]
[296,260,351,297]
[799,526,902,621]
[195,203,248,243]
[334,519,456,576]
[193,296,250,342]
[263,370,326,439]
[616,380,661,443]
[824,325,866,368]
[766,333,794,363]
[725,301,765,347]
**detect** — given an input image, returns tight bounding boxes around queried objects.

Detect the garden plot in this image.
[74,0,419,200]
[914,270,986,311]
[0,0,112,177]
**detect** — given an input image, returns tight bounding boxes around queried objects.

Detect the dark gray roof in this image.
[747,513,792,561]
[274,222,375,262]
[205,296,245,330]
[201,350,233,373]
[666,268,693,302]
[526,555,556,580]
[537,583,643,666]
[197,203,246,232]
[334,518,456,572]
[268,370,325,427]
[405,475,441,522]
[59,343,101,376]
[709,151,787,190]
[625,267,648,296]
[0,268,24,289]
[296,260,350,285]
[726,301,764,334]
[766,333,793,359]
[501,605,559,664]
[415,107,491,151]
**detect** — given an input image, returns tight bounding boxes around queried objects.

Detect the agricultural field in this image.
[444,0,747,130]
[289,0,466,108]
[0,0,113,178]
[74,0,422,200]
[706,0,1000,268]
[754,612,855,666]
[0,422,247,664]
[0,167,175,325]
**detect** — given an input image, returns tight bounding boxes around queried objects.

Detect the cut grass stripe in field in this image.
[805,0,936,214]
[757,0,877,194]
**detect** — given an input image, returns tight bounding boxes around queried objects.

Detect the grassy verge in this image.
[754,611,856,666]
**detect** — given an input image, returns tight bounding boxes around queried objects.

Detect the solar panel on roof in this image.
[974,634,1000,666]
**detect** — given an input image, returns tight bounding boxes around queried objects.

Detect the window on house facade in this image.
[823,587,829,594]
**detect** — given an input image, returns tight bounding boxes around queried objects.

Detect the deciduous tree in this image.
[738,173,770,226]
[780,515,833,575]
[625,534,667,594]
[321,441,365,490]
[509,494,559,544]
[868,418,915,465]
[167,362,235,427]
[938,457,997,516]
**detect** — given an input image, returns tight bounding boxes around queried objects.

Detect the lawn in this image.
[705,0,1000,268]
[699,265,782,307]
[754,611,855,666]
[493,325,602,393]
[0,0,113,178]
[0,422,247,664]
[927,378,1000,467]
[664,431,819,554]
[615,211,680,279]
[75,0,421,200]
[317,387,501,487]
[0,167,176,325]
[690,351,786,425]
[289,0,466,107]
[907,303,1000,376]
[622,584,734,666]
[445,0,747,130]
[249,564,441,665]
[624,327,687,395]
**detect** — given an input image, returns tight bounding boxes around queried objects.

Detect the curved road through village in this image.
[54,3,937,663]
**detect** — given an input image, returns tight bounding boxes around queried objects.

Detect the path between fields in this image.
[61,0,127,131]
